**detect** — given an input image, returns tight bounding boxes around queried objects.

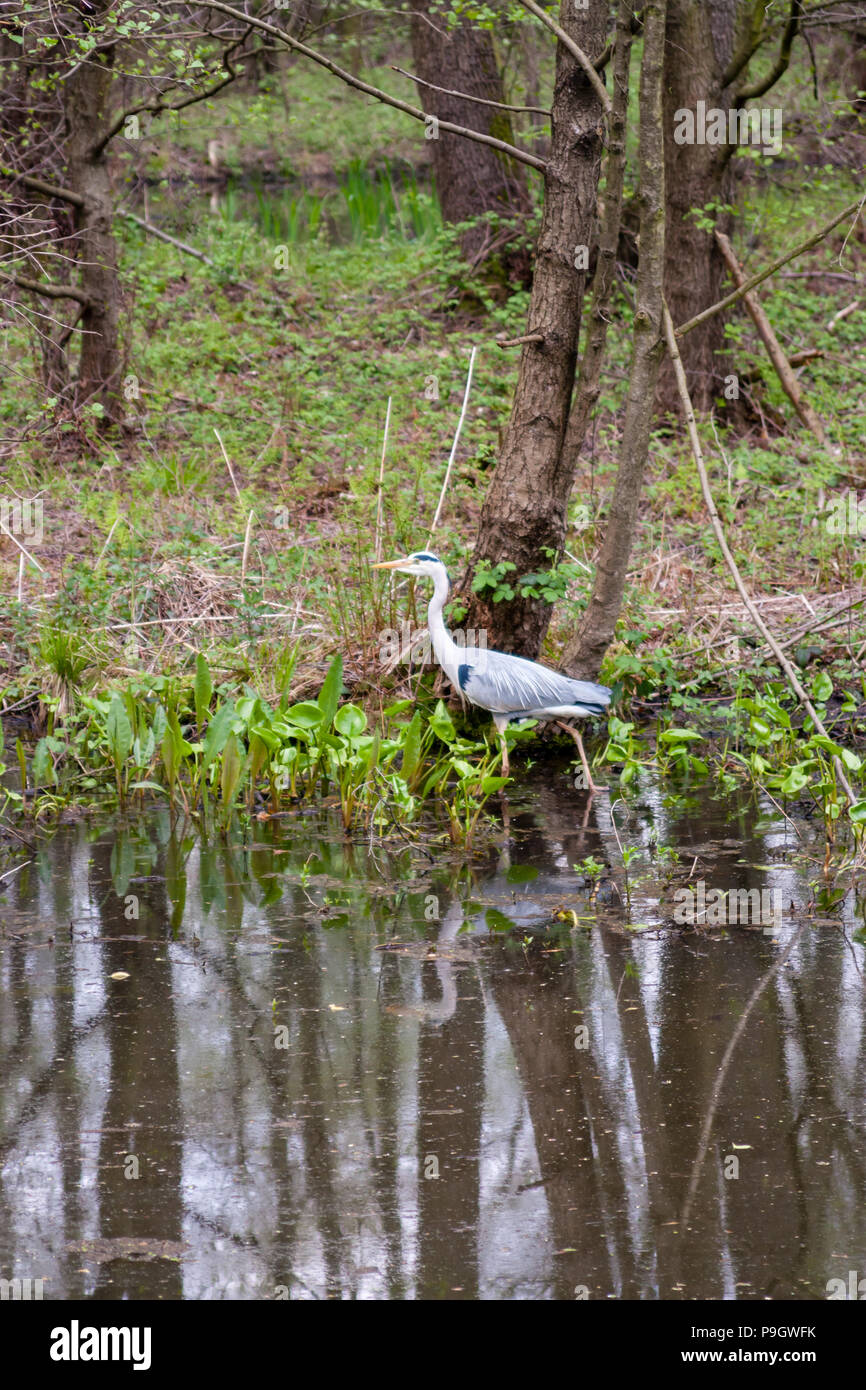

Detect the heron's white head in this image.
[371,550,444,578]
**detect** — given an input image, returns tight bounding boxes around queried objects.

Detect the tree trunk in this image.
[562,0,668,680]
[657,0,755,412]
[409,4,531,274]
[461,1,608,658]
[64,36,122,418]
[559,0,635,480]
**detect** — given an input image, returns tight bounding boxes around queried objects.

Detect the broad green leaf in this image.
[32,738,54,787]
[220,732,243,808]
[505,864,538,884]
[317,654,343,726]
[334,703,367,738]
[811,671,833,703]
[401,709,422,782]
[429,699,456,744]
[282,702,324,729]
[779,764,811,795]
[202,702,236,769]
[107,694,133,764]
[194,653,213,727]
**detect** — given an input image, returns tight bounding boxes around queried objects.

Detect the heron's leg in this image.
[556,721,607,793]
[498,728,510,778]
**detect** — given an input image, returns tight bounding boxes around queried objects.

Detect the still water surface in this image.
[1,765,864,1299]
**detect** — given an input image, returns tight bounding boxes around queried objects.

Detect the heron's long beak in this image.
[371,556,411,570]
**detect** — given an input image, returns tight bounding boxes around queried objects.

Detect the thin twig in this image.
[391,65,549,116]
[375,396,392,564]
[241,510,255,586]
[0,860,33,885]
[0,517,46,573]
[429,346,477,540]
[213,428,243,504]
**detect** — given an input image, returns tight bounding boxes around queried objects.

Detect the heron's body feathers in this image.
[454,647,610,720]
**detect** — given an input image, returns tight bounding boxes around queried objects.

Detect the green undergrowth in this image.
[0,653,508,846]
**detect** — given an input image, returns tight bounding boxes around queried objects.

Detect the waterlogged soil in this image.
[1,760,865,1301]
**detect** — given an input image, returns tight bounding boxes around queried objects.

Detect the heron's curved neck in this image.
[426,565,459,678]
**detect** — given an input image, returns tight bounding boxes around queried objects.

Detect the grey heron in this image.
[372,551,611,791]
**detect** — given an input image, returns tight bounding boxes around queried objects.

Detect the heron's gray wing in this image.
[457,648,610,714]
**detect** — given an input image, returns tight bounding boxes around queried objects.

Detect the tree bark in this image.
[65,37,123,418]
[461,1,608,657]
[409,2,531,275]
[658,0,804,412]
[562,0,668,679]
[559,0,635,479]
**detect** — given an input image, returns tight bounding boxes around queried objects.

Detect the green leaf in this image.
[811,671,833,703]
[220,732,243,808]
[107,694,133,764]
[282,701,325,729]
[32,738,55,788]
[480,775,509,794]
[401,709,422,782]
[194,653,213,727]
[485,907,516,933]
[202,702,236,770]
[779,764,811,795]
[334,704,367,738]
[505,864,539,884]
[659,728,703,742]
[317,654,343,727]
[428,699,456,745]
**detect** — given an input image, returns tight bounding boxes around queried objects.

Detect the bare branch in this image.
[3,274,91,305]
[721,0,770,88]
[495,331,545,347]
[675,196,864,338]
[715,229,826,442]
[391,65,549,116]
[160,0,546,172]
[516,0,612,114]
[736,0,803,103]
[91,31,253,158]
[0,168,85,209]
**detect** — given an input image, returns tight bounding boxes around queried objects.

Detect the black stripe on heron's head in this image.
[411,552,440,563]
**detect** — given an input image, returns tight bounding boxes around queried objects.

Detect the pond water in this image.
[1,760,865,1300]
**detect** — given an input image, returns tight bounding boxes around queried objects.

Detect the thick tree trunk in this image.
[559,0,635,479]
[65,41,122,418]
[657,0,754,412]
[461,1,608,658]
[409,4,531,273]
[563,0,668,679]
